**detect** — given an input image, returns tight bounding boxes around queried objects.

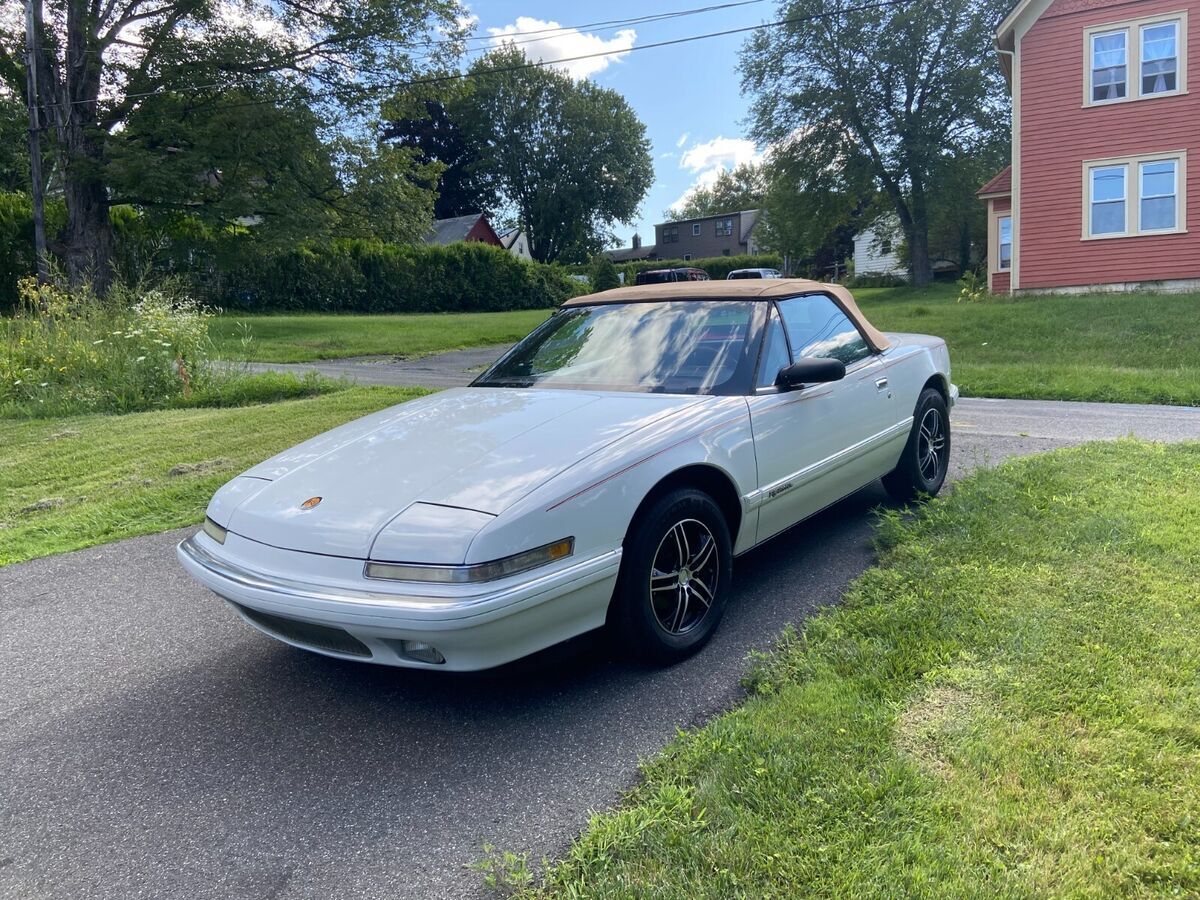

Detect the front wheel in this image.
[609,488,732,664]
[883,387,951,502]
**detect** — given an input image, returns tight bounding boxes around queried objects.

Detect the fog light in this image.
[398,640,445,665]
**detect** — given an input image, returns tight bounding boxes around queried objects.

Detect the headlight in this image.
[202,516,228,545]
[365,537,574,584]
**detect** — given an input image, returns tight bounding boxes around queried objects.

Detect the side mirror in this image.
[776,357,846,391]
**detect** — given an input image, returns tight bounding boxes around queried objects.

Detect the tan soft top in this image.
[562,278,890,352]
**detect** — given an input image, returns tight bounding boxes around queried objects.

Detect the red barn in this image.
[981,0,1199,294]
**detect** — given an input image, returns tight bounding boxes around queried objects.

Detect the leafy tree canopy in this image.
[664,163,767,222]
[741,0,1010,285]
[449,47,654,264]
[0,0,464,290]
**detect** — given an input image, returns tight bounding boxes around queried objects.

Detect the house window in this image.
[1084,151,1186,238]
[1090,166,1126,234]
[715,218,733,237]
[662,225,679,244]
[997,216,1012,270]
[1091,30,1128,101]
[1142,21,1178,94]
[692,223,701,236]
[683,253,692,261]
[1085,13,1187,105]
[1140,159,1178,230]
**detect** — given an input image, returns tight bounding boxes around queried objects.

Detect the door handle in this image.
[875,377,889,391]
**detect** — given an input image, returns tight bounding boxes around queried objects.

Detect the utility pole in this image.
[24,0,49,283]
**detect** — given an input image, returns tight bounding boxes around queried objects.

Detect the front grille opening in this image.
[233,604,372,658]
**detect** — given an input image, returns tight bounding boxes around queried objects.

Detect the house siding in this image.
[654,211,760,259]
[1018,0,1200,290]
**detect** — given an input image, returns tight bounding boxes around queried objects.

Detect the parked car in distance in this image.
[727,268,783,279]
[635,267,710,285]
[178,279,956,672]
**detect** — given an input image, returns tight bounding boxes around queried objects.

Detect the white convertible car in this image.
[179,280,955,670]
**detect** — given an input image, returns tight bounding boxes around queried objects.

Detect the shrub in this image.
[2,276,221,416]
[847,272,909,289]
[220,240,584,313]
[0,192,67,312]
[956,269,988,303]
[589,255,621,292]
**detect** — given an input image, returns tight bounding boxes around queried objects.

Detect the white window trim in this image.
[996,214,1013,270]
[1081,150,1188,240]
[1083,10,1188,107]
[692,223,701,236]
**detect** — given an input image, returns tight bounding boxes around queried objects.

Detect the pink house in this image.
[980,0,1200,293]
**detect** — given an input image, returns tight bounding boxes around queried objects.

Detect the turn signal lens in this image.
[202,516,228,545]
[365,537,575,584]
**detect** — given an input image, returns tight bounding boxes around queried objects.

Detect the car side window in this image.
[776,294,872,366]
[756,307,791,388]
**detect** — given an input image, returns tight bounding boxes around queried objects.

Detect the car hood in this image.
[220,387,703,558]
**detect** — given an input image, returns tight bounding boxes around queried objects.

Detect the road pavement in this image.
[3,367,1199,899]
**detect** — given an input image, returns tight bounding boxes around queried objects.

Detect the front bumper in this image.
[949,383,960,407]
[177,533,622,671]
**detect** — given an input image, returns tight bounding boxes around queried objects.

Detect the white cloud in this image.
[487,17,636,79]
[670,136,765,212]
[676,132,689,148]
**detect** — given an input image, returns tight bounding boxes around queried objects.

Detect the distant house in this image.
[654,210,763,260]
[603,233,658,262]
[498,228,533,261]
[423,213,503,248]
[979,0,1200,294]
[852,218,907,277]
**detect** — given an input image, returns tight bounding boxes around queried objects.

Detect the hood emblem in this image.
[300,496,323,510]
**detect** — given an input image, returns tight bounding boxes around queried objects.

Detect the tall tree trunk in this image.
[35,0,115,293]
[907,226,933,286]
[61,122,114,292]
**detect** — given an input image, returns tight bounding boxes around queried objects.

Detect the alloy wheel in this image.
[917,407,947,483]
[649,518,720,635]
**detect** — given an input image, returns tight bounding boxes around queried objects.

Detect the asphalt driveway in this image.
[3,385,1198,899]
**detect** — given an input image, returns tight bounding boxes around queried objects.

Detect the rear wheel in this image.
[610,488,732,664]
[883,387,950,502]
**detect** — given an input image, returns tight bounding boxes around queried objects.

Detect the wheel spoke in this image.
[651,568,678,592]
[672,523,689,566]
[690,577,714,608]
[689,535,715,573]
[671,588,690,632]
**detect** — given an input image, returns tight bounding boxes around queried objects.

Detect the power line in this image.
[55,0,911,107]
[398,0,910,90]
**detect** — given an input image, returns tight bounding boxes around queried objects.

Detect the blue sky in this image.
[458,1,772,246]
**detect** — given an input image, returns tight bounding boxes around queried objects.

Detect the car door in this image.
[747,294,896,544]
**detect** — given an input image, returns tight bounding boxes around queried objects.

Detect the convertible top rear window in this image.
[474,301,760,395]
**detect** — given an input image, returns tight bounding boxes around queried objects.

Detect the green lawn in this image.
[856,284,1200,405]
[209,309,554,363]
[505,441,1200,898]
[0,386,426,566]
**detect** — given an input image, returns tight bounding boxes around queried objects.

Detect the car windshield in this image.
[474,301,758,395]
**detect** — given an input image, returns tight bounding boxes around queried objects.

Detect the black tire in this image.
[883,387,951,503]
[609,488,733,664]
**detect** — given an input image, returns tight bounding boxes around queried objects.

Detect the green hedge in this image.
[222,240,585,312]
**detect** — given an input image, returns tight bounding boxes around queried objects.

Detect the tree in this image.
[454,47,654,264]
[742,0,1010,285]
[0,0,461,292]
[664,163,767,222]
[382,93,495,220]
[589,253,620,291]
